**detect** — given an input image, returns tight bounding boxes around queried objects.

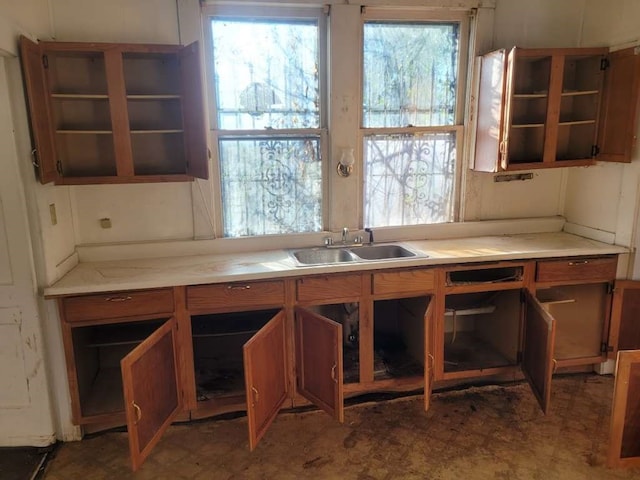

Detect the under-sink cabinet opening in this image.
[443,290,521,373]
[373,297,429,381]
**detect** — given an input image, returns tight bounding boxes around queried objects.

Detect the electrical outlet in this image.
[49,204,57,225]
[100,218,112,229]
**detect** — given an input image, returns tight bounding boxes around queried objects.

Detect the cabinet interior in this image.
[373,296,428,381]
[72,318,167,418]
[191,309,279,403]
[443,290,521,373]
[537,283,607,360]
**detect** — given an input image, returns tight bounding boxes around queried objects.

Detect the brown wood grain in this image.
[296,274,362,303]
[186,280,285,313]
[535,256,617,283]
[372,268,436,296]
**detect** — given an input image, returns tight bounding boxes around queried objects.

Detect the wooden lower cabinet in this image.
[55,256,640,470]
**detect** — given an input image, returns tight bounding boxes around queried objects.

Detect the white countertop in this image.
[44,232,628,297]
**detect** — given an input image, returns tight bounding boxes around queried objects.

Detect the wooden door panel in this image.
[179,42,208,179]
[610,281,640,357]
[295,307,344,423]
[243,311,288,451]
[522,290,556,414]
[19,36,58,184]
[608,350,640,468]
[598,47,640,163]
[121,318,181,471]
[473,49,506,172]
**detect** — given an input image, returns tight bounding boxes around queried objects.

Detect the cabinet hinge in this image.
[591,145,600,157]
[600,58,610,70]
[601,342,613,353]
[607,282,615,295]
[55,160,63,176]
[42,54,48,69]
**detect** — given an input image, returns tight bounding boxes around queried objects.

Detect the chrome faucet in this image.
[365,227,374,245]
[342,227,349,244]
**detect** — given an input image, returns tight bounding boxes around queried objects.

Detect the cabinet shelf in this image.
[51,93,110,99]
[511,123,545,129]
[127,94,182,100]
[561,90,599,97]
[56,130,113,134]
[558,120,596,126]
[130,129,184,134]
[513,93,548,99]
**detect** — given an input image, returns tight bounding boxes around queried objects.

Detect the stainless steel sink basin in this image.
[350,244,417,260]
[292,248,356,265]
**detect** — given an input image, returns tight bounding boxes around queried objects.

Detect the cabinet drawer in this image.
[187,280,285,312]
[373,269,435,295]
[297,274,362,303]
[536,256,617,283]
[62,288,174,323]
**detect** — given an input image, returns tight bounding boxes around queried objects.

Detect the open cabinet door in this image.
[243,311,288,451]
[609,281,640,358]
[608,350,640,468]
[295,307,344,423]
[521,290,556,414]
[424,300,434,412]
[179,41,209,179]
[121,317,181,471]
[473,49,506,172]
[19,36,58,184]
[597,47,640,163]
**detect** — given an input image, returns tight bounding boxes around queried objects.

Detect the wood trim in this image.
[174,286,197,412]
[542,54,564,164]
[104,49,134,176]
[424,299,434,411]
[609,280,640,358]
[360,273,374,384]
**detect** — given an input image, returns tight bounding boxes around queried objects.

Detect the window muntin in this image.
[210,15,324,237]
[362,19,462,228]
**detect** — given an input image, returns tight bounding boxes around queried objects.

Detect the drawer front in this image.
[536,256,617,283]
[297,274,362,302]
[373,269,435,295]
[62,288,174,323]
[187,280,285,312]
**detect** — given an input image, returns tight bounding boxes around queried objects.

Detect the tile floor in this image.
[42,374,640,479]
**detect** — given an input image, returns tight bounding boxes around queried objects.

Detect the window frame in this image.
[360,7,470,226]
[202,5,329,238]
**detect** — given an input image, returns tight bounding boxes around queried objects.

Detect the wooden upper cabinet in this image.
[19,36,208,185]
[473,46,639,172]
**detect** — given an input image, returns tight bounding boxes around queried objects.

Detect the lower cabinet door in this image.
[610,280,640,357]
[424,300,434,412]
[608,349,640,468]
[295,306,344,423]
[522,290,556,414]
[243,310,288,451]
[121,317,182,471]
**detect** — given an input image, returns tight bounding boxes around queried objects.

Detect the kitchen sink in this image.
[290,243,424,266]
[292,248,357,265]
[350,244,417,260]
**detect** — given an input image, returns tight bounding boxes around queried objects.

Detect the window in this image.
[208,8,326,237]
[362,12,466,228]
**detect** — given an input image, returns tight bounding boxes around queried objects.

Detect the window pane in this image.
[211,19,320,130]
[363,22,459,128]
[219,137,322,237]
[363,132,456,227]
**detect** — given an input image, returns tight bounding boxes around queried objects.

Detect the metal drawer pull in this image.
[228,285,251,290]
[132,402,142,424]
[251,386,259,404]
[105,295,132,302]
[331,364,337,382]
[568,260,589,266]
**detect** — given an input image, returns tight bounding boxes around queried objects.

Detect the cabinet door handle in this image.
[330,364,337,383]
[427,354,435,381]
[105,295,132,302]
[132,402,142,425]
[552,359,558,374]
[568,260,588,266]
[251,386,259,405]
[228,285,251,290]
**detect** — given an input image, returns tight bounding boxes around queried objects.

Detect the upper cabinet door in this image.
[423,299,435,412]
[179,42,209,179]
[608,349,640,468]
[522,290,556,414]
[473,49,506,173]
[295,307,344,423]
[597,47,640,163]
[121,317,182,471]
[19,36,58,184]
[609,280,640,358]
[243,310,288,451]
